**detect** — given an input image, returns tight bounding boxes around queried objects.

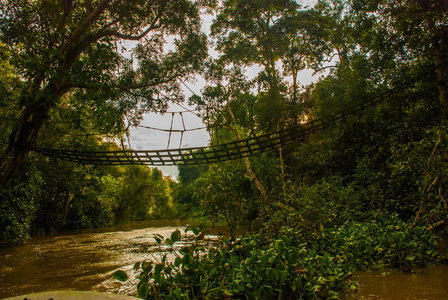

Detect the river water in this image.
[341,265,448,300]
[1,220,447,299]
[0,219,206,299]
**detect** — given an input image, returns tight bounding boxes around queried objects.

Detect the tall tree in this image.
[210,0,309,194]
[0,0,208,188]
[312,0,357,65]
[377,0,448,108]
[211,0,299,127]
[191,65,269,201]
[277,9,330,105]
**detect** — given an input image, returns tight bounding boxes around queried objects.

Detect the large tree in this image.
[211,0,299,128]
[207,0,340,196]
[0,0,208,188]
[377,0,448,108]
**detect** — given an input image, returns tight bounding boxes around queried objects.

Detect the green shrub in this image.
[316,213,441,270]
[114,215,443,299]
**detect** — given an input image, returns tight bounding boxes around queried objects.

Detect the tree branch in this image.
[112,25,159,41]
[84,0,93,14]
[312,65,338,75]
[63,0,113,52]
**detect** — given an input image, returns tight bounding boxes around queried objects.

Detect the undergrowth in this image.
[113,213,445,299]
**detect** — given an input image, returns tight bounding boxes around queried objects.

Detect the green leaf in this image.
[328,291,339,299]
[165,238,173,246]
[138,272,148,281]
[153,234,163,244]
[112,270,128,282]
[191,227,200,235]
[279,270,288,283]
[171,229,181,243]
[133,262,141,271]
[164,266,172,274]
[142,261,152,273]
[174,257,182,268]
[180,246,191,255]
[282,236,291,246]
[138,282,150,298]
[274,239,284,254]
[155,263,164,274]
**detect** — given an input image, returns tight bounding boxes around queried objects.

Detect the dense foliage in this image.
[114,218,443,299]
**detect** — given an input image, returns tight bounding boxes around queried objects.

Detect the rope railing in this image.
[32,86,397,166]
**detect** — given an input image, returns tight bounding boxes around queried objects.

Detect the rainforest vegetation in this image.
[1,0,448,298]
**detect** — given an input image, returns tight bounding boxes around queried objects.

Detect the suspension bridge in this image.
[31,87,399,166]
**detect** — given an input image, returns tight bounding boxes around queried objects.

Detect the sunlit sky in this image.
[129,0,320,179]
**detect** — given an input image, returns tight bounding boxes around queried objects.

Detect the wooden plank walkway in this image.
[33,88,395,166]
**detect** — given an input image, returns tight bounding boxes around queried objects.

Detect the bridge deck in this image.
[33,88,394,166]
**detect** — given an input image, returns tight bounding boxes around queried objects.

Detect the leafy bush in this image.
[388,124,448,227]
[0,155,41,243]
[115,226,347,299]
[114,215,443,299]
[192,163,258,233]
[0,184,37,243]
[315,213,442,270]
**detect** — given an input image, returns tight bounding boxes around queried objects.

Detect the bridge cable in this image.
[167,112,175,149]
[179,112,187,149]
[19,59,448,165]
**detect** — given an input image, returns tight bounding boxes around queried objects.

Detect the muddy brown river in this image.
[341,266,448,299]
[0,220,447,299]
[0,219,203,298]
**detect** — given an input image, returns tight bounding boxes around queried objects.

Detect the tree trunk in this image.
[277,124,287,197]
[0,71,73,189]
[426,10,447,109]
[268,56,287,197]
[63,191,72,221]
[433,40,447,109]
[227,104,269,202]
[0,105,47,189]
